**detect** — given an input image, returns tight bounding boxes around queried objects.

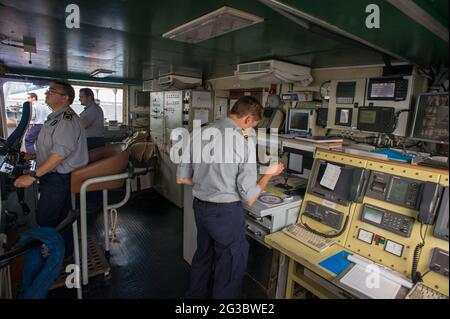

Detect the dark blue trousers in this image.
[24,124,43,154]
[36,173,73,257]
[186,198,249,299]
[86,137,105,210]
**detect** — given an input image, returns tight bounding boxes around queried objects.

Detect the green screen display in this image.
[388,179,409,203]
[364,207,383,224]
[359,110,377,124]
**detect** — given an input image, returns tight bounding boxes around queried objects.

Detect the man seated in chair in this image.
[14,81,88,254]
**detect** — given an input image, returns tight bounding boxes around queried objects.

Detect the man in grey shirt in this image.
[176,96,284,298]
[24,93,51,154]
[79,88,105,150]
[15,81,88,254]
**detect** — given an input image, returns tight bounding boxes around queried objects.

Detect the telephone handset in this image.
[412,183,443,283]
[418,183,444,225]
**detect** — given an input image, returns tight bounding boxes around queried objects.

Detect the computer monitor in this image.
[284,147,314,175]
[411,92,449,144]
[286,109,310,135]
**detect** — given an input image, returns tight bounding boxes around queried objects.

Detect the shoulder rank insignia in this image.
[63,111,73,121]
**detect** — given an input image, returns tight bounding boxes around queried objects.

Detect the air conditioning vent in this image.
[235,59,312,85]
[158,75,202,88]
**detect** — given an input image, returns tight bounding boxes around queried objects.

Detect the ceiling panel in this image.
[279,0,449,66]
[1,0,442,84]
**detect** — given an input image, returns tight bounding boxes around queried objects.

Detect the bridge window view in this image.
[2,81,124,137]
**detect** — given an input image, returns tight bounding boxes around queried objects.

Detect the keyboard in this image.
[282,224,335,252]
[405,283,448,299]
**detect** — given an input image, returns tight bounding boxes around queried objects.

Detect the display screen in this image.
[388,178,409,203]
[339,109,351,124]
[370,82,395,98]
[290,111,309,131]
[363,206,383,224]
[359,110,377,124]
[288,153,303,174]
[412,93,449,144]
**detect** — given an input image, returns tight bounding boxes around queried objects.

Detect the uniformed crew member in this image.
[176,96,284,299]
[79,88,105,151]
[14,81,88,251]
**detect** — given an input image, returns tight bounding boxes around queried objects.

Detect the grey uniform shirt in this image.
[36,106,89,174]
[79,102,104,138]
[176,117,260,203]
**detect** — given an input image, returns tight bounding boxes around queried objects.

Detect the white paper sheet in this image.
[319,163,341,190]
[194,110,209,125]
[339,264,401,299]
[347,255,413,288]
[216,97,228,119]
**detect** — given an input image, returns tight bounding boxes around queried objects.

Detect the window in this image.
[2,81,124,139]
[71,85,124,123]
[2,81,49,137]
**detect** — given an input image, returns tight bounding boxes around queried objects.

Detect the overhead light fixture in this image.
[162,6,264,44]
[90,68,115,78]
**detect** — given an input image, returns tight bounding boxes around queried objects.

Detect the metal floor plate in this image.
[48,189,190,298]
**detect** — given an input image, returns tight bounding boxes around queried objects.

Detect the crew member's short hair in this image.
[79,88,95,100]
[229,96,263,121]
[28,93,38,101]
[53,81,75,105]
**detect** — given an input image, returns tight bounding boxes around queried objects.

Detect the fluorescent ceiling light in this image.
[162,6,264,44]
[90,68,115,78]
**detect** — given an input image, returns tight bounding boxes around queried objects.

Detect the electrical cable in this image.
[300,213,349,238]
[411,223,429,284]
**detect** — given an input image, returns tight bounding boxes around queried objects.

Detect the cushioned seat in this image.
[71,143,129,193]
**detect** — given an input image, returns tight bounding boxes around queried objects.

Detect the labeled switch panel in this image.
[356,229,404,257]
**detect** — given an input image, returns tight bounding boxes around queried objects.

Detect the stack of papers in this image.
[338,255,413,299]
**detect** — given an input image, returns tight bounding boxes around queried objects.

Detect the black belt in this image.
[194,197,241,206]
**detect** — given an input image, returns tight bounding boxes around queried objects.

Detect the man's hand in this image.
[14,175,36,188]
[176,177,193,185]
[264,163,285,176]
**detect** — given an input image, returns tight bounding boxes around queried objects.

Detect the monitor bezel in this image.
[334,107,353,127]
[287,108,311,134]
[367,78,397,100]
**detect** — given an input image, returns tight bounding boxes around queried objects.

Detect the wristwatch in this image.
[29,171,39,180]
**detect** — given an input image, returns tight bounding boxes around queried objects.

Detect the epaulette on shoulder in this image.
[63,111,73,121]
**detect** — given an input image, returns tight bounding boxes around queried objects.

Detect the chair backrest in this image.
[0,101,31,156]
[71,143,130,193]
[88,143,128,164]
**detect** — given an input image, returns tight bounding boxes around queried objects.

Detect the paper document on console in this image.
[339,255,413,299]
[320,163,341,190]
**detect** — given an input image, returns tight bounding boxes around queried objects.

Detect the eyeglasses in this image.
[46,88,67,96]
